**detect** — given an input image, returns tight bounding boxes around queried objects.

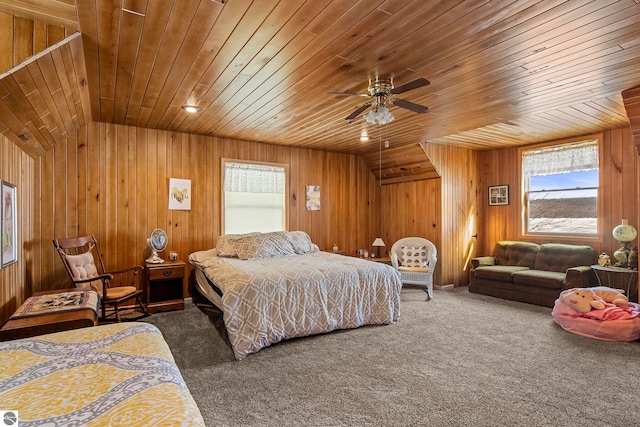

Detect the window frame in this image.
[221,158,289,234]
[519,134,603,241]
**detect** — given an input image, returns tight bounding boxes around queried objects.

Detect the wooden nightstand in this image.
[145,260,185,313]
[370,256,392,265]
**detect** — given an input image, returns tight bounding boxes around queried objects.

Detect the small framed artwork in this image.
[169,178,191,210]
[488,185,509,206]
[1,180,18,267]
[306,185,320,210]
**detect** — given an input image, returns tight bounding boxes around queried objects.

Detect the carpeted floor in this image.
[143,287,640,427]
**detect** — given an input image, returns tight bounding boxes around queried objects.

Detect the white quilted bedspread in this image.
[193,251,402,359]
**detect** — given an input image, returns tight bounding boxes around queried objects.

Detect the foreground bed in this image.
[0,322,205,426]
[190,231,403,360]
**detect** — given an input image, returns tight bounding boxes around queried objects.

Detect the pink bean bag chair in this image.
[552,298,640,341]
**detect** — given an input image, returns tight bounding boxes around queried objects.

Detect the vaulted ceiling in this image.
[1,0,640,183]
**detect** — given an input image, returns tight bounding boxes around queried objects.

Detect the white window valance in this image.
[522,140,598,177]
[224,162,285,194]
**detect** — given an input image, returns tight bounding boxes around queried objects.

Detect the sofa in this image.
[469,241,599,307]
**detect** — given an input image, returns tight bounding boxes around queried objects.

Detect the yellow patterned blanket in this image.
[0,322,205,426]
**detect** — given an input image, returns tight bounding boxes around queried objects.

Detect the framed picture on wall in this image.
[488,184,509,206]
[169,178,191,210]
[1,180,18,267]
[306,185,320,211]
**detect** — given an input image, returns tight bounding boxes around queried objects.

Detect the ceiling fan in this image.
[330,76,430,123]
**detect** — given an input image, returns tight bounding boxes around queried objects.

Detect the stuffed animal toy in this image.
[597,252,611,267]
[559,286,629,313]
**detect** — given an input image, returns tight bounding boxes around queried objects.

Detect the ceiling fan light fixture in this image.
[363,109,376,124]
[364,104,394,125]
[332,76,428,122]
[182,104,202,113]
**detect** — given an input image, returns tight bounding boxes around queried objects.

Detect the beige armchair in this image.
[390,237,437,299]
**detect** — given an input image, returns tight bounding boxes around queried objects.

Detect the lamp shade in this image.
[372,238,385,247]
[612,219,637,244]
[364,105,394,125]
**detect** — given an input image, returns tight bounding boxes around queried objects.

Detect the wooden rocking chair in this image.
[53,235,148,322]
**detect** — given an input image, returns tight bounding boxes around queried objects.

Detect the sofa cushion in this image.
[512,270,566,289]
[534,244,598,273]
[493,241,539,268]
[473,265,530,282]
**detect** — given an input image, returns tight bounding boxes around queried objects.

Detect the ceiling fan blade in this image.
[345,103,372,121]
[329,91,370,97]
[392,98,428,113]
[390,77,430,95]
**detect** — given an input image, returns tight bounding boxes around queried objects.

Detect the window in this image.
[522,139,599,237]
[222,159,288,234]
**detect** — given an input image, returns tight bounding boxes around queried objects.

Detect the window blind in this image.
[224,162,285,194]
[522,140,598,177]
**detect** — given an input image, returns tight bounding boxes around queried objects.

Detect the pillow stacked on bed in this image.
[216,232,261,257]
[215,231,319,260]
[288,231,319,254]
[234,232,296,259]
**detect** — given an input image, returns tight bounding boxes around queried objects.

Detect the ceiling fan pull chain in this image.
[379,123,382,186]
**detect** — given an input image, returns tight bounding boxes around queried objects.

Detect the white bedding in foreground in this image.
[190,251,402,359]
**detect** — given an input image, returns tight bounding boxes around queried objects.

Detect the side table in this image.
[0,289,99,341]
[591,265,638,301]
[146,260,186,313]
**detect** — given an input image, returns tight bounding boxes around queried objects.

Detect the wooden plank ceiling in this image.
[1,0,640,183]
[0,0,77,31]
[0,33,89,157]
[622,85,640,154]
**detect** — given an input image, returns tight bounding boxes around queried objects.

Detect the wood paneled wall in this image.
[380,178,442,286]
[475,127,640,297]
[379,143,481,288]
[0,11,65,323]
[25,122,380,317]
[0,134,35,323]
[381,129,640,290]
[424,143,480,287]
[0,11,67,73]
[4,120,639,323]
[476,128,639,258]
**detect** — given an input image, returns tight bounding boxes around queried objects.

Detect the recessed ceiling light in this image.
[182,105,202,113]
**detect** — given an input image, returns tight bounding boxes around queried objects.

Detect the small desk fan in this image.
[146,228,168,263]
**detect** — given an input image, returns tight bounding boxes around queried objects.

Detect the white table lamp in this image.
[372,238,385,258]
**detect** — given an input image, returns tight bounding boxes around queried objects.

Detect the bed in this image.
[189,231,403,360]
[0,322,205,426]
